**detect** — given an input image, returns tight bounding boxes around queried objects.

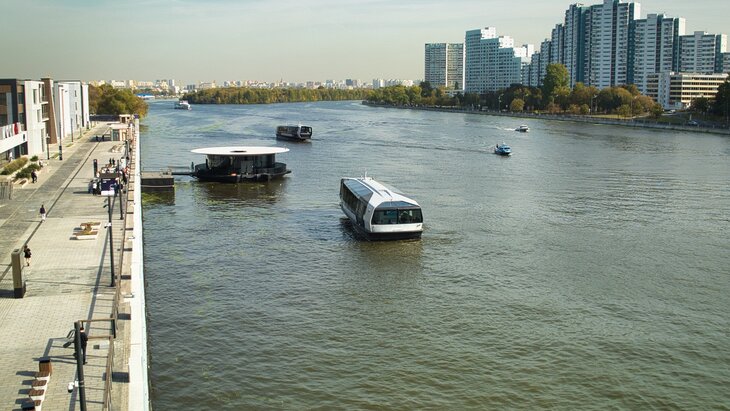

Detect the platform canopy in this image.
[191,146,289,156]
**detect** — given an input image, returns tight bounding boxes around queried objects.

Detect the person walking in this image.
[79,326,89,364]
[40,204,46,221]
[31,170,37,183]
[23,245,31,266]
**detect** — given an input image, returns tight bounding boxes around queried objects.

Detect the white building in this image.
[646,71,729,109]
[679,31,728,73]
[593,0,640,89]
[424,43,464,90]
[633,14,685,93]
[465,27,533,93]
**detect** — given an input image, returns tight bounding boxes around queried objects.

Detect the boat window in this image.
[371,208,423,225]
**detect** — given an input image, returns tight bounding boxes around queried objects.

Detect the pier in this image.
[0,120,147,410]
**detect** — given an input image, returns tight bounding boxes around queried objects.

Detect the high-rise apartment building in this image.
[679,31,728,73]
[464,27,533,93]
[424,43,465,90]
[592,0,640,89]
[632,14,685,93]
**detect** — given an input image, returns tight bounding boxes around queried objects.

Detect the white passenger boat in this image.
[515,125,529,132]
[339,177,423,240]
[174,100,191,110]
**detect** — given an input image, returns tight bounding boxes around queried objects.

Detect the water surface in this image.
[142,100,730,409]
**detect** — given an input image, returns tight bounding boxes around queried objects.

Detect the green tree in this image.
[542,63,569,107]
[419,81,433,98]
[90,84,148,118]
[617,104,632,118]
[712,79,730,119]
[510,98,525,112]
[712,77,730,119]
[691,97,710,113]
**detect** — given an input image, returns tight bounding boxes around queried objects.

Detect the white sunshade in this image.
[191,146,289,156]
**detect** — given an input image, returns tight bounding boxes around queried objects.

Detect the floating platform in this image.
[140,171,174,193]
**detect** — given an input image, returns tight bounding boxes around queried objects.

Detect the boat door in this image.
[240,156,254,173]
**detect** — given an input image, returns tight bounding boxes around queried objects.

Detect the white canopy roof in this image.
[191,146,289,156]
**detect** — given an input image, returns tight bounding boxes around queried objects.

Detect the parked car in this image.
[687,120,699,126]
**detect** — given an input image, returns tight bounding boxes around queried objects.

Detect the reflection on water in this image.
[141,191,175,206]
[192,178,287,206]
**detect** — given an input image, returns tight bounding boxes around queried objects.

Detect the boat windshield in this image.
[371,208,423,225]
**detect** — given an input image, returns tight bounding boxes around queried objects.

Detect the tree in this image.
[90,84,149,118]
[712,77,730,121]
[617,104,632,118]
[419,81,433,98]
[542,63,569,107]
[510,98,525,112]
[691,97,710,113]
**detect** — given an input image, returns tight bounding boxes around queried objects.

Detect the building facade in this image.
[464,27,533,94]
[0,78,89,165]
[632,14,685,93]
[424,43,465,90]
[646,72,729,109]
[679,32,728,73]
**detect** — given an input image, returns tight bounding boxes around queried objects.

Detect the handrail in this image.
[101,136,134,410]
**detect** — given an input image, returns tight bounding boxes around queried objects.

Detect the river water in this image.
[141,100,729,409]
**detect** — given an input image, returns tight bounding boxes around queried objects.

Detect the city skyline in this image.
[2,0,728,85]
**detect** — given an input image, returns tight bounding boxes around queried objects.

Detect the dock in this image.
[140,170,175,193]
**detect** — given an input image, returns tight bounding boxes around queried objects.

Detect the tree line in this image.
[182,87,370,105]
[89,84,149,118]
[368,63,667,118]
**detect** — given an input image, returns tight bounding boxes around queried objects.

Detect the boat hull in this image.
[275,133,311,142]
[192,169,291,183]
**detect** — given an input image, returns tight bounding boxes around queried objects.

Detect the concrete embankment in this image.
[0,121,148,410]
[362,101,730,136]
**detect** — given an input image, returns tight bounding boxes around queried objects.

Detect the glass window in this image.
[371,208,422,225]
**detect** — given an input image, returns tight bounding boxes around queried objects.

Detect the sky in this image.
[1,0,728,85]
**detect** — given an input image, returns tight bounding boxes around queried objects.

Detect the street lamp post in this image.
[106,195,116,287]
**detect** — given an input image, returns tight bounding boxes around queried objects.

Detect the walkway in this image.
[0,125,132,411]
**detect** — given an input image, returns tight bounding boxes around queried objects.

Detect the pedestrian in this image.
[23,245,31,266]
[40,204,46,221]
[91,180,98,196]
[31,170,37,183]
[79,326,89,364]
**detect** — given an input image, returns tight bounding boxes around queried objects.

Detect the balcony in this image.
[1,122,24,140]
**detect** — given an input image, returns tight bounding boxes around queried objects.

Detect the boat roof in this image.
[342,177,420,208]
[191,146,289,156]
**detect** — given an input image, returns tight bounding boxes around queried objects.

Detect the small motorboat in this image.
[494,142,512,156]
[515,125,529,132]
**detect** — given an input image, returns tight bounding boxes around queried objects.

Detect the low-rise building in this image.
[646,71,729,109]
[0,78,89,164]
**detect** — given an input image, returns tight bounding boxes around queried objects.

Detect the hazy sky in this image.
[2,0,728,85]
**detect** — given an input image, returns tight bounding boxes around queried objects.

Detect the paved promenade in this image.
[0,125,136,410]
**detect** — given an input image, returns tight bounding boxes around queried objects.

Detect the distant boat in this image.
[174,100,191,110]
[494,142,512,156]
[190,146,291,183]
[276,124,312,142]
[515,125,529,132]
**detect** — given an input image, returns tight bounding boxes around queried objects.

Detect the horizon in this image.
[2,0,729,85]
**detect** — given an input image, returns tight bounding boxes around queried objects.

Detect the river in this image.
[141,100,729,409]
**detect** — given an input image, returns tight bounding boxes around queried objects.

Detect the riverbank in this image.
[362,101,730,136]
[0,121,147,410]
